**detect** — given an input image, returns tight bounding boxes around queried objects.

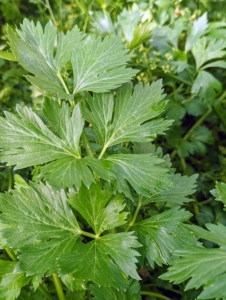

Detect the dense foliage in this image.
[1,1,226,299]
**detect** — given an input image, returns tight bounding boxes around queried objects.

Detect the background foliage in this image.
[1,0,226,299]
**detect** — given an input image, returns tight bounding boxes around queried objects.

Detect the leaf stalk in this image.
[52,273,66,300]
[125,196,142,232]
[141,291,171,300]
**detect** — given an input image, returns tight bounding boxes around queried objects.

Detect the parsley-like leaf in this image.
[0,182,80,278]
[134,207,196,267]
[68,182,127,235]
[82,81,171,150]
[59,232,141,289]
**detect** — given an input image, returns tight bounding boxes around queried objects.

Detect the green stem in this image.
[171,108,212,159]
[52,274,66,300]
[7,166,13,191]
[82,131,93,157]
[125,197,142,232]
[5,248,17,261]
[57,72,70,94]
[98,144,108,159]
[45,0,58,26]
[80,230,98,239]
[38,285,54,300]
[154,70,192,86]
[141,291,171,300]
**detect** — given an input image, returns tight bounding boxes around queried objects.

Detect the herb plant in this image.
[1,1,226,299]
[0,19,199,300]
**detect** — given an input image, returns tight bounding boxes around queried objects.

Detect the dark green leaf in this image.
[59,232,141,289]
[134,207,195,267]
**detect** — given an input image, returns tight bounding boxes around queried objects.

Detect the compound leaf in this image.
[0,182,80,278]
[7,19,136,97]
[0,99,112,189]
[68,182,127,235]
[82,81,171,150]
[72,36,137,93]
[59,232,141,289]
[134,207,195,267]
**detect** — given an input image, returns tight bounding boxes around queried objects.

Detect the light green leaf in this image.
[0,51,17,61]
[7,19,135,97]
[68,182,128,235]
[0,182,80,278]
[192,37,226,69]
[106,153,172,198]
[185,13,208,52]
[59,232,141,288]
[82,81,171,151]
[117,8,141,43]
[160,246,226,290]
[55,26,85,71]
[72,36,137,93]
[0,260,30,300]
[0,99,112,189]
[184,223,226,247]
[202,60,226,69]
[134,207,195,267]
[198,273,226,299]
[192,70,221,105]
[60,274,86,292]
[143,173,198,205]
[211,181,226,207]
[129,21,151,50]
[89,279,141,300]
[7,20,73,100]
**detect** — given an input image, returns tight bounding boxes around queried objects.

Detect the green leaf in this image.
[89,279,141,300]
[59,232,141,289]
[211,181,226,207]
[55,26,85,72]
[192,70,221,105]
[7,19,136,97]
[68,182,128,235]
[7,20,74,100]
[60,274,86,292]
[72,36,137,93]
[82,81,171,151]
[192,37,226,69]
[185,223,226,246]
[118,8,141,44]
[185,13,208,52]
[198,273,226,299]
[0,260,30,300]
[134,207,195,267]
[0,99,112,189]
[143,173,198,205]
[106,153,172,198]
[160,246,226,290]
[129,21,151,50]
[0,51,17,61]
[0,182,80,277]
